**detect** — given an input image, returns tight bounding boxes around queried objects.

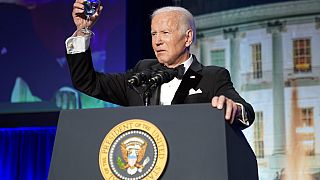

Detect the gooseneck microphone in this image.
[128,64,185,87]
[127,64,185,106]
[148,68,178,85]
[149,64,184,85]
[127,70,153,87]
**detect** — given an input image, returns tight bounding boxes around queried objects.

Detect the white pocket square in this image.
[188,88,202,95]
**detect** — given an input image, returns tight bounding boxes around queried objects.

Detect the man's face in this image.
[151,12,192,68]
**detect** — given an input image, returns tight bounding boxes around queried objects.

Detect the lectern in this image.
[49,103,258,179]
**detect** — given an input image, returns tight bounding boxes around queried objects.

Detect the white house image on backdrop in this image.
[192,0,320,179]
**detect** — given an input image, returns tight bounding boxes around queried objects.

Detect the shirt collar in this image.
[181,54,193,74]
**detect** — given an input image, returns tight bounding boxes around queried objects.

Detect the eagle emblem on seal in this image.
[117,137,150,175]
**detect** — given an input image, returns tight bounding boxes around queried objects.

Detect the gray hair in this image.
[151,6,196,43]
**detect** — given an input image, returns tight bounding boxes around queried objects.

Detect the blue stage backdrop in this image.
[0,127,56,180]
[0,0,126,179]
[0,0,126,112]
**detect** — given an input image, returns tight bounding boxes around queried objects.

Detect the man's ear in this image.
[185,29,193,47]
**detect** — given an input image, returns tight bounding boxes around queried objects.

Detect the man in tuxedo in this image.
[66,2,254,129]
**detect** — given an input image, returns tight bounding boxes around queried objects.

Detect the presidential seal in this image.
[99,119,168,180]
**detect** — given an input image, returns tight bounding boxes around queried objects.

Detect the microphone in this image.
[127,69,153,87]
[149,68,179,85]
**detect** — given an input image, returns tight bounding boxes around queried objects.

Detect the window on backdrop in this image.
[293,38,311,73]
[296,107,315,156]
[251,43,262,79]
[254,111,264,158]
[210,49,225,67]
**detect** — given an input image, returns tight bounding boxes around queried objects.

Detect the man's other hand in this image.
[211,95,239,124]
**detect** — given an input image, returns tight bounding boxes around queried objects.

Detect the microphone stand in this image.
[129,67,179,106]
[128,80,158,106]
[143,90,151,106]
[142,82,158,106]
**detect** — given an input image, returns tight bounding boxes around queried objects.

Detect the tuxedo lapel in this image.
[171,56,203,104]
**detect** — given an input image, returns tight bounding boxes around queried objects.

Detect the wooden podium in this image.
[49,103,258,179]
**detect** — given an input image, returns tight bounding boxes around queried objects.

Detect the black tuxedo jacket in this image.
[67,49,255,128]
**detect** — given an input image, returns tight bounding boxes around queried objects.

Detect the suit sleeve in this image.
[66,48,132,106]
[214,68,255,129]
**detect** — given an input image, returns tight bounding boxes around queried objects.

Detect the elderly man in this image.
[66,2,255,129]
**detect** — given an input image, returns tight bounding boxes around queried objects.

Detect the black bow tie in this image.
[160,64,185,79]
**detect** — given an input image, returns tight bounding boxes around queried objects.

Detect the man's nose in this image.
[155,35,163,46]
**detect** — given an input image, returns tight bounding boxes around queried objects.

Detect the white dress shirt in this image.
[159,56,193,105]
[65,33,90,54]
